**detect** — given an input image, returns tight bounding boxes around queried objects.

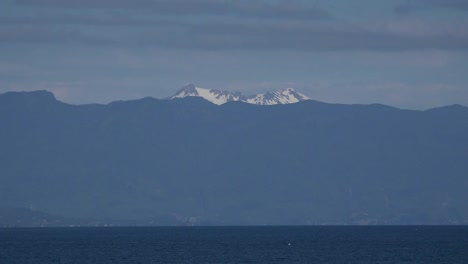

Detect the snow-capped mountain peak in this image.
[170,84,310,105]
[173,83,198,97]
[171,83,244,105]
[246,88,310,105]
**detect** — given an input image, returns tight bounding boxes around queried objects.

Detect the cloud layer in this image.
[3,1,466,51]
[15,0,331,20]
[395,0,468,14]
[1,20,467,51]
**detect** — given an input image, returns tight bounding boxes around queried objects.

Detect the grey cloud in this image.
[2,22,467,51]
[395,0,468,14]
[436,0,468,10]
[394,4,420,14]
[14,0,331,20]
[0,15,186,26]
[140,22,468,51]
[0,26,115,45]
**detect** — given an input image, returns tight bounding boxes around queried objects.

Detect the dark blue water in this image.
[1,226,467,264]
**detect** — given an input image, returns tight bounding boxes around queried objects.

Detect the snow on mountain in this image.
[246,88,310,105]
[170,83,310,105]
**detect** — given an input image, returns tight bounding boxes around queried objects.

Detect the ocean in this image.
[1,226,467,263]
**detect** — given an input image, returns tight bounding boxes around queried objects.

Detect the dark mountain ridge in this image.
[1,90,467,225]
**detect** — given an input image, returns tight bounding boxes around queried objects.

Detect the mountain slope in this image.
[1,91,468,225]
[169,83,310,105]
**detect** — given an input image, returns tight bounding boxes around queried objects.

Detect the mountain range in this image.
[1,90,468,226]
[169,83,310,105]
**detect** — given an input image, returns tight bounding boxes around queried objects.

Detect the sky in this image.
[1,0,468,109]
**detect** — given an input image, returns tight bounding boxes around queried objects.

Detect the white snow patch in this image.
[195,88,227,105]
[171,84,310,105]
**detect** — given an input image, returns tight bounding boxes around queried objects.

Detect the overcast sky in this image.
[1,0,468,109]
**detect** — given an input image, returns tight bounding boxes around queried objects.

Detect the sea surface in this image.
[1,226,467,264]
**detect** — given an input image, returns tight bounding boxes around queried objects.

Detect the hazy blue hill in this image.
[1,91,467,225]
[0,207,66,227]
